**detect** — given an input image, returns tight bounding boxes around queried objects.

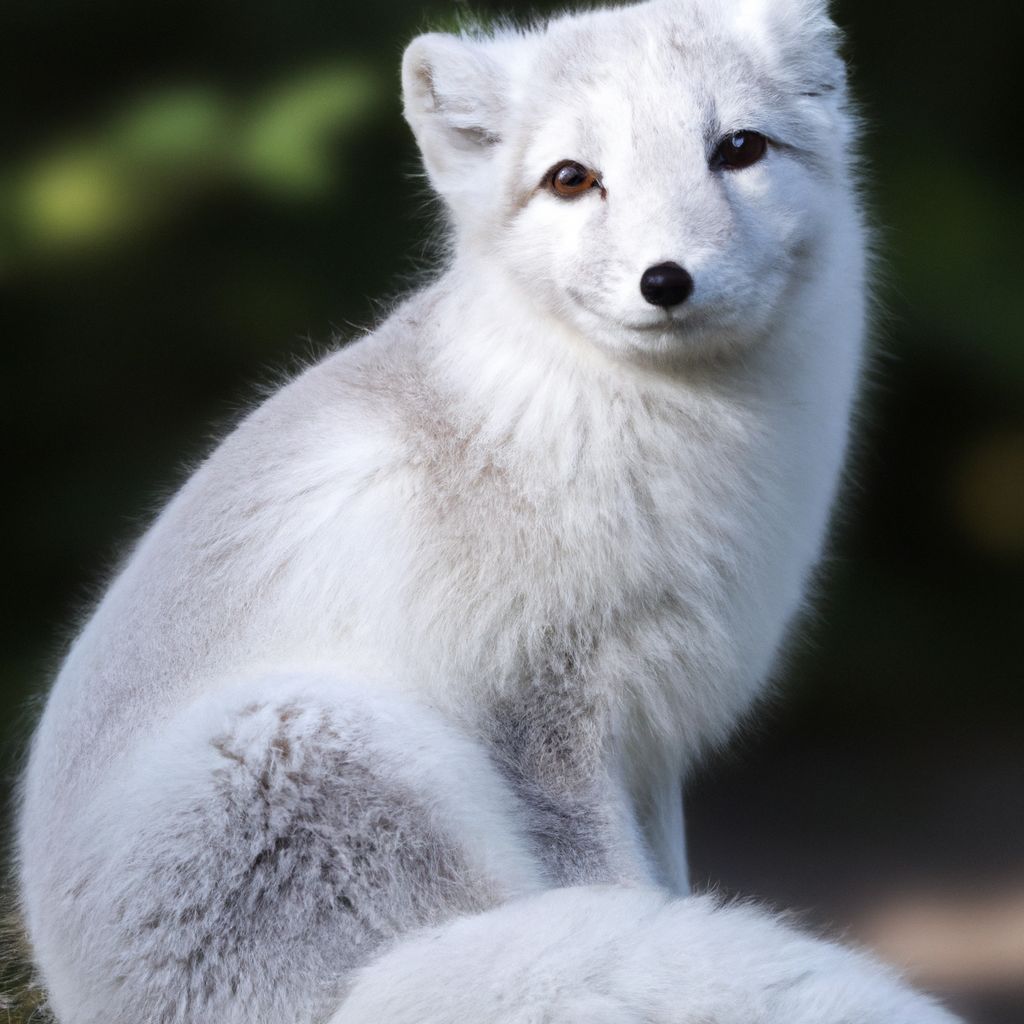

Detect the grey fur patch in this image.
[480,631,623,886]
[490,748,613,885]
[76,699,497,1024]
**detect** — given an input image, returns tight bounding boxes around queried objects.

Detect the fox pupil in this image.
[714,131,768,170]
[548,160,598,198]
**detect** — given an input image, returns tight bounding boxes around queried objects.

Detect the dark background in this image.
[2,0,1022,1020]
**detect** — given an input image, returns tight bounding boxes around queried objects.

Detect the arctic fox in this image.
[18,1,960,1022]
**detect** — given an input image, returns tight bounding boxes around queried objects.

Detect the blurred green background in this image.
[2,0,1022,1020]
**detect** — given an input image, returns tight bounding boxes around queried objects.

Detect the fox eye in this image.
[712,131,768,170]
[546,160,602,198]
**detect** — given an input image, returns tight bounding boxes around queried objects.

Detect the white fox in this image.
[17,0,961,1022]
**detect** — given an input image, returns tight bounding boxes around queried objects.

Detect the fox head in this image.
[402,0,859,364]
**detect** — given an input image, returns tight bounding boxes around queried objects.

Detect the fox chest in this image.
[397,435,772,700]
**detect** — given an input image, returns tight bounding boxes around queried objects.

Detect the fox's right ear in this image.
[734,0,845,94]
[402,33,507,206]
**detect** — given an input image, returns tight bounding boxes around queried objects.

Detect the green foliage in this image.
[3,65,379,266]
[238,67,380,195]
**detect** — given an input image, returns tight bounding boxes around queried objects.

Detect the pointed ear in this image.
[402,33,508,203]
[734,0,845,95]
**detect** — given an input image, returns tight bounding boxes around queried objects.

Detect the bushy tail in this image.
[328,886,961,1024]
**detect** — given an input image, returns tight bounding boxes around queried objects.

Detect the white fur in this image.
[17,1,959,1022]
[333,888,954,1024]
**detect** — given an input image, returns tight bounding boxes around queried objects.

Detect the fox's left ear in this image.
[734,0,846,95]
[402,33,508,207]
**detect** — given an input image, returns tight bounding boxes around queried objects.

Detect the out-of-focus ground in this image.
[688,725,1024,1022]
[2,0,1022,1020]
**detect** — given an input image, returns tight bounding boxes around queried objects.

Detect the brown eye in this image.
[713,131,768,170]
[547,160,601,198]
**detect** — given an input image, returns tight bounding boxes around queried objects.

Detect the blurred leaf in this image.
[1,64,379,267]
[108,88,230,171]
[240,67,379,197]
[14,147,141,250]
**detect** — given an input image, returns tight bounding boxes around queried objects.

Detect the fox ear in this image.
[402,33,507,203]
[735,0,845,94]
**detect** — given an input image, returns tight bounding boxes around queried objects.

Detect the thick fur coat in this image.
[18,0,961,1021]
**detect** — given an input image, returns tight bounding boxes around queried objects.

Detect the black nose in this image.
[640,262,694,308]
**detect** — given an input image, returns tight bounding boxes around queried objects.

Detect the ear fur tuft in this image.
[733,0,845,95]
[402,33,508,202]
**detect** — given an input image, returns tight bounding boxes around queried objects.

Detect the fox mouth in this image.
[566,286,707,334]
